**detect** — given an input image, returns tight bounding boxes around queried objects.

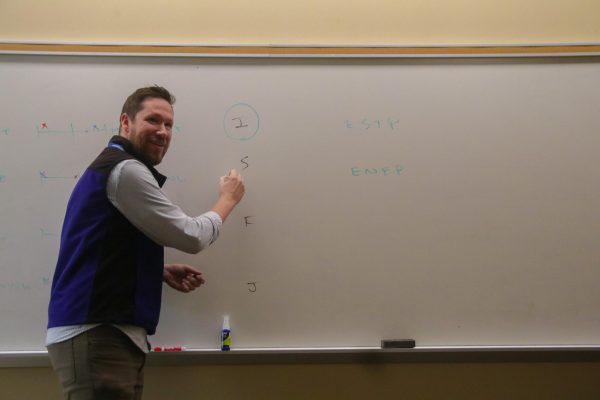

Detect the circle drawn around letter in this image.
[223,103,260,141]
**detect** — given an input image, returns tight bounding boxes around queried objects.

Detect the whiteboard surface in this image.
[1,55,599,351]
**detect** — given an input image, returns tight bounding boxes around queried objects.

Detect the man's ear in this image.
[120,113,130,135]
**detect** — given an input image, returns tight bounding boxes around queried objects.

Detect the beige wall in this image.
[0,0,599,44]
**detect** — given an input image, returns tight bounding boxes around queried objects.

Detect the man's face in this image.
[120,97,174,166]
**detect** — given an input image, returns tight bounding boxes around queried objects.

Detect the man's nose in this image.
[157,123,169,135]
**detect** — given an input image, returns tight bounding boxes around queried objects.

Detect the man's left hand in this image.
[163,264,205,293]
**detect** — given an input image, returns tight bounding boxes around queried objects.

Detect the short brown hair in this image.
[119,86,176,132]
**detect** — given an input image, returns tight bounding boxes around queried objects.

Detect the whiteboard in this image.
[1,55,599,351]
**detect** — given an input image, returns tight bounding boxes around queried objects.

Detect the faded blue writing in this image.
[345,118,400,131]
[40,171,79,183]
[351,165,404,177]
[41,229,60,238]
[0,282,31,291]
[0,277,53,291]
[36,123,119,136]
[166,175,186,182]
[36,123,182,135]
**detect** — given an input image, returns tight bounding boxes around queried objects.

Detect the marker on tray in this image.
[221,315,231,351]
[153,346,186,352]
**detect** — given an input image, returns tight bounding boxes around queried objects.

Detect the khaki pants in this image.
[47,325,146,400]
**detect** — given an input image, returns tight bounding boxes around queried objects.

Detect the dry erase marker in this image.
[153,346,186,352]
[221,315,231,351]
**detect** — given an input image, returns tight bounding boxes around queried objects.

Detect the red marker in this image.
[153,346,186,352]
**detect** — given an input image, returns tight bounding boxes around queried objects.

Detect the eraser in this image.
[381,339,416,349]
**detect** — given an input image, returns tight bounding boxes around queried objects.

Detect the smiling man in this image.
[120,91,173,166]
[46,86,245,400]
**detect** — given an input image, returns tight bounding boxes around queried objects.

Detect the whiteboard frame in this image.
[2,45,600,367]
[2,347,600,368]
[1,41,600,58]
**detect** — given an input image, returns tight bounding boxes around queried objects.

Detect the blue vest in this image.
[48,136,167,334]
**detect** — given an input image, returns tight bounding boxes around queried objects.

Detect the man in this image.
[46,86,245,399]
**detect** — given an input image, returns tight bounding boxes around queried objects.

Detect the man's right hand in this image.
[220,169,245,203]
[212,169,245,221]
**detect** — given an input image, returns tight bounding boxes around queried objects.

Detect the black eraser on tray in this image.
[381,339,416,348]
